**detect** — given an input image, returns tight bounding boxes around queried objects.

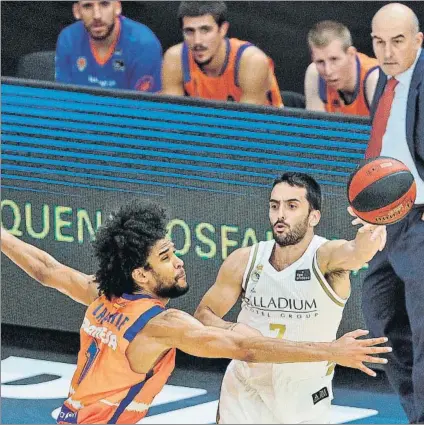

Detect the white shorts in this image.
[218,360,332,424]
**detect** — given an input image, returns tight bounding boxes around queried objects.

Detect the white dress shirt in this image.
[381,48,423,204]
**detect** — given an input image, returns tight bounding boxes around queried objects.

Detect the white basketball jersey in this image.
[237,235,347,381]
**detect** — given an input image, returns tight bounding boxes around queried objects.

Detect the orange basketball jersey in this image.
[182,38,283,107]
[319,53,379,116]
[57,294,175,424]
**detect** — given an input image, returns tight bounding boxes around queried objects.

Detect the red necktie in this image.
[365,78,399,159]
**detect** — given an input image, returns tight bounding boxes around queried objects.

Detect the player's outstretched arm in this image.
[317,207,387,274]
[194,247,257,334]
[1,230,98,305]
[145,309,391,377]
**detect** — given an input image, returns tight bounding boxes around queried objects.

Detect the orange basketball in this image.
[347,156,416,225]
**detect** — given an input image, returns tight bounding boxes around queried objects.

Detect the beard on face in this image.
[86,20,115,41]
[192,44,214,67]
[152,271,190,299]
[271,215,309,247]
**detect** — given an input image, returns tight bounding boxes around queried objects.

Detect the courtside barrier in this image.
[1,77,370,335]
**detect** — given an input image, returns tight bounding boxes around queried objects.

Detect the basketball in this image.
[347,156,416,225]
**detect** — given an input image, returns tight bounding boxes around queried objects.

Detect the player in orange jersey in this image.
[305,20,380,116]
[162,1,283,107]
[2,200,391,424]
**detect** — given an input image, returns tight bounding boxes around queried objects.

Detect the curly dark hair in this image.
[92,200,168,300]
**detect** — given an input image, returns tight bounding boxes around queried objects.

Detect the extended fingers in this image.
[347,206,357,217]
[362,355,388,364]
[360,336,389,346]
[357,223,377,233]
[358,364,377,377]
[345,329,369,338]
[370,225,386,241]
[365,346,393,354]
[352,217,365,227]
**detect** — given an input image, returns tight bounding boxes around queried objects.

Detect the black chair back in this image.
[16,51,56,82]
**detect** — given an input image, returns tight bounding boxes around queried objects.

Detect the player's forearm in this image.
[194,305,235,330]
[1,230,59,285]
[239,336,334,363]
[178,326,332,363]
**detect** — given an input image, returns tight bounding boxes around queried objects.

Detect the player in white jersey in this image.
[194,172,387,424]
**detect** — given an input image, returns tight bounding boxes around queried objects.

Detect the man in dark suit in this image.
[363,3,424,423]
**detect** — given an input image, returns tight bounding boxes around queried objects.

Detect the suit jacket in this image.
[370,49,424,180]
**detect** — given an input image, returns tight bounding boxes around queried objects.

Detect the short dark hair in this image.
[93,200,168,300]
[272,172,322,211]
[178,1,227,28]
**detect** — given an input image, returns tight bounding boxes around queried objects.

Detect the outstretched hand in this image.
[331,329,392,377]
[347,207,387,251]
